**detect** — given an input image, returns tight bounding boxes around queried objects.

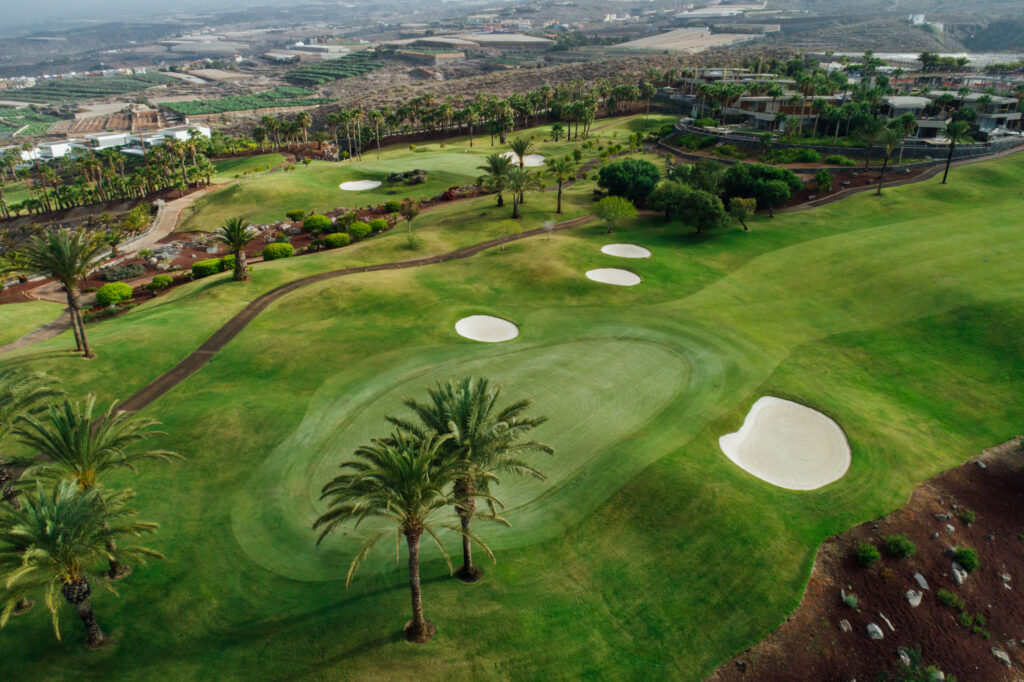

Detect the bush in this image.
[937,588,963,609]
[147,274,173,291]
[714,144,747,159]
[101,263,146,282]
[854,542,881,567]
[322,232,350,248]
[274,233,290,244]
[191,258,222,278]
[953,547,979,572]
[348,221,371,239]
[885,535,916,558]
[842,593,858,609]
[383,200,402,213]
[95,282,134,307]
[368,218,388,233]
[286,209,307,222]
[959,509,976,524]
[674,133,717,151]
[825,154,857,166]
[262,243,294,260]
[303,214,332,233]
[763,147,821,164]
[693,117,717,128]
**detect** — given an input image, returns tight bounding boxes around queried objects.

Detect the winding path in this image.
[118,214,595,412]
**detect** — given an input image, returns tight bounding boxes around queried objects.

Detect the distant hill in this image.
[959,21,1024,51]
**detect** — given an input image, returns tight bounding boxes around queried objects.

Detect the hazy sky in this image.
[0,0,296,30]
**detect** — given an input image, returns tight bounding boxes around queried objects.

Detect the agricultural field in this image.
[284,52,385,87]
[2,113,1024,680]
[0,107,61,137]
[3,73,177,104]
[161,87,333,116]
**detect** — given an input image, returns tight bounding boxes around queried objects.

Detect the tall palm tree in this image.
[477,153,513,207]
[508,137,535,169]
[387,378,551,582]
[941,120,973,185]
[14,395,181,579]
[545,157,575,214]
[875,126,905,195]
[0,481,162,648]
[296,111,312,146]
[8,229,105,357]
[504,167,542,218]
[314,431,489,643]
[213,217,258,281]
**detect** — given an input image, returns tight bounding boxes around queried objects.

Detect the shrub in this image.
[693,117,717,128]
[937,588,964,609]
[383,200,402,213]
[262,243,294,260]
[953,547,979,572]
[138,248,154,259]
[959,509,976,524]
[854,542,881,567]
[597,159,661,204]
[714,144,746,159]
[368,218,388,233]
[348,221,371,239]
[322,232,350,248]
[825,154,857,166]
[147,274,173,291]
[674,134,717,151]
[95,282,134,307]
[274,233,290,244]
[191,258,222,278]
[843,593,858,609]
[884,535,916,558]
[303,214,332,233]
[763,147,821,164]
[101,263,146,282]
[286,209,307,222]
[221,254,235,271]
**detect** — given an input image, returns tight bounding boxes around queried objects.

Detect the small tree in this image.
[594,196,637,235]
[941,120,973,185]
[728,197,757,231]
[490,220,521,251]
[543,219,556,241]
[648,181,689,222]
[757,179,791,218]
[545,158,575,214]
[597,159,661,204]
[400,199,421,250]
[213,217,258,281]
[679,186,727,234]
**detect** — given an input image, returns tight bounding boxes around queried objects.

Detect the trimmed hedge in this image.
[303,214,332,233]
[147,274,173,291]
[349,221,371,239]
[192,255,235,279]
[96,282,134,307]
[322,232,350,248]
[262,243,294,260]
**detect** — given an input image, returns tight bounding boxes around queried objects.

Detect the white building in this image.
[35,140,76,159]
[0,145,38,162]
[83,132,130,150]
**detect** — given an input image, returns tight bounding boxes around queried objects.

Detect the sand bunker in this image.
[339,180,382,191]
[601,244,651,259]
[585,268,642,286]
[455,315,519,343]
[501,152,546,167]
[719,397,851,490]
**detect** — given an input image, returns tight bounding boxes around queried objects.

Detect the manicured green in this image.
[0,300,62,346]
[209,154,286,184]
[2,123,1023,680]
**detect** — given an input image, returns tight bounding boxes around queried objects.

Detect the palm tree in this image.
[858,116,886,170]
[0,481,161,648]
[875,126,904,195]
[477,153,513,207]
[544,157,575,214]
[508,137,535,169]
[367,110,384,159]
[213,217,258,281]
[941,120,973,185]
[314,431,488,643]
[504,167,541,219]
[296,111,312,146]
[0,368,60,506]
[387,378,551,582]
[14,396,181,579]
[8,229,105,357]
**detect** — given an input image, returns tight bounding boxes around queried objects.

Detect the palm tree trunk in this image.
[496,191,504,208]
[70,291,94,359]
[512,195,519,219]
[105,537,130,579]
[403,529,434,643]
[234,249,249,281]
[942,141,956,184]
[63,579,104,649]
[65,291,83,352]
[876,156,889,195]
[557,182,563,213]
[454,478,481,582]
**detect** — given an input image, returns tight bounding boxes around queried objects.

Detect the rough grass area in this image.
[209,153,287,184]
[2,123,1023,680]
[0,301,62,345]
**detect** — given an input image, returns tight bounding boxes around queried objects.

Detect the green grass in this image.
[2,118,1023,680]
[0,300,62,346]
[0,180,32,206]
[210,153,287,184]
[178,114,678,231]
